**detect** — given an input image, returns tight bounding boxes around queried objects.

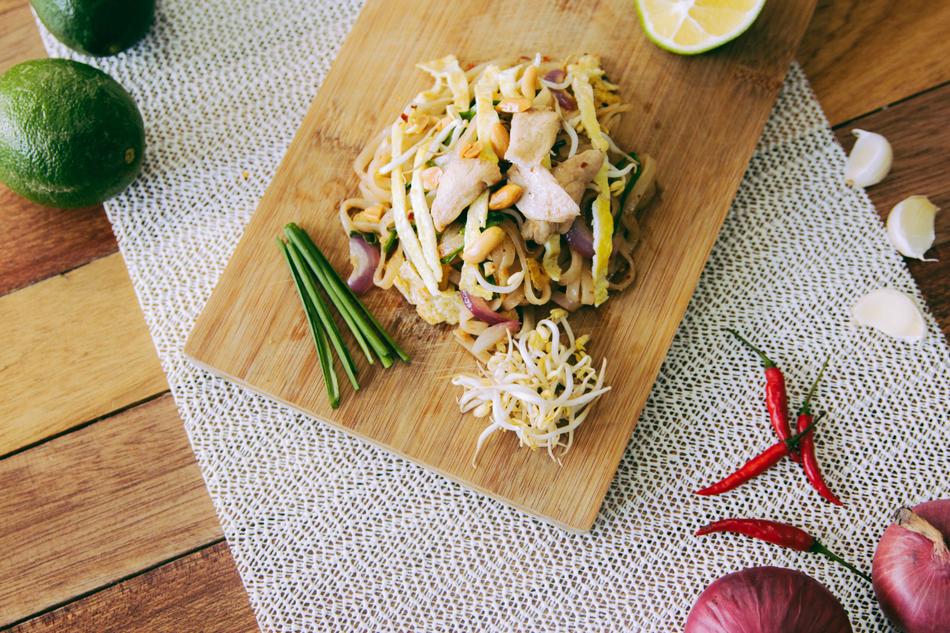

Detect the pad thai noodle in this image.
[339,53,656,358]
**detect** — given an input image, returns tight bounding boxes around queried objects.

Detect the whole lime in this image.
[0,59,145,208]
[31,0,155,57]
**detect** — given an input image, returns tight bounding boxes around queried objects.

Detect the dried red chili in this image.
[797,360,843,506]
[695,517,871,582]
[694,419,819,496]
[725,329,798,462]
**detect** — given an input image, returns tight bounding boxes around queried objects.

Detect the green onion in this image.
[277,238,341,407]
[350,230,378,245]
[459,108,475,121]
[618,151,643,212]
[285,223,410,364]
[484,210,510,228]
[382,229,398,256]
[284,240,360,391]
[440,245,463,265]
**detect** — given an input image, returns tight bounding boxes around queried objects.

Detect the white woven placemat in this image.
[37,2,949,631]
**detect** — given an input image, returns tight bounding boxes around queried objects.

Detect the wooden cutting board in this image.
[185,0,817,531]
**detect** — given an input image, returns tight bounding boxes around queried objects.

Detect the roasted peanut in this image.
[462,226,506,264]
[496,97,531,113]
[489,121,509,157]
[520,65,538,99]
[488,183,524,210]
[459,140,483,159]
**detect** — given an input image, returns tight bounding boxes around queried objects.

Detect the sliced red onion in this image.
[551,291,581,312]
[347,235,379,295]
[542,69,577,111]
[471,321,520,356]
[461,290,515,326]
[565,217,595,258]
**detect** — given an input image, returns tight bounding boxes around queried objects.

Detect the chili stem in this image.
[811,541,872,584]
[800,357,830,415]
[285,240,360,391]
[725,328,776,368]
[278,238,341,407]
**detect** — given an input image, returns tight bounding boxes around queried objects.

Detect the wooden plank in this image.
[801,0,950,125]
[0,2,118,297]
[0,394,223,627]
[0,185,115,297]
[833,84,950,336]
[0,0,44,73]
[9,542,256,633]
[186,0,816,530]
[0,253,168,456]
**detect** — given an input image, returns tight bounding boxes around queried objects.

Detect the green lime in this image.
[0,59,145,208]
[635,0,766,56]
[31,0,155,57]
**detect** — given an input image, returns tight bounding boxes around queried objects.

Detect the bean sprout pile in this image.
[452,309,609,464]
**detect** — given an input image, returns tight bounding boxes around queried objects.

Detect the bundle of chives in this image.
[277,223,409,407]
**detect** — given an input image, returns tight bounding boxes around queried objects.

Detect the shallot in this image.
[685,566,852,632]
[346,235,379,294]
[873,500,950,633]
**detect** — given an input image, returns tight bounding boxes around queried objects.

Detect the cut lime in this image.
[635,0,767,55]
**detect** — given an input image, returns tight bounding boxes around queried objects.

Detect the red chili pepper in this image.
[696,518,815,550]
[694,419,819,496]
[695,517,872,582]
[797,360,843,506]
[725,329,798,462]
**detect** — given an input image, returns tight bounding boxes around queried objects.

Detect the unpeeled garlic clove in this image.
[886,195,939,260]
[852,288,926,342]
[845,129,892,188]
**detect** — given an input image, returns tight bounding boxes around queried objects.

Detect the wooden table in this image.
[1,2,947,630]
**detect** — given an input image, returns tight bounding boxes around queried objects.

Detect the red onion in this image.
[565,217,595,258]
[543,69,577,111]
[346,235,379,295]
[873,500,950,633]
[551,291,581,312]
[460,290,515,326]
[685,567,852,633]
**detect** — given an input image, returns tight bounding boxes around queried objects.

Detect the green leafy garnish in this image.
[440,245,463,265]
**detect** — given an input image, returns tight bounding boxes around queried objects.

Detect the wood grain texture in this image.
[0,185,115,297]
[833,84,950,336]
[0,0,43,73]
[186,0,817,530]
[0,253,168,456]
[7,543,255,633]
[801,0,950,125]
[0,2,117,298]
[0,394,223,627]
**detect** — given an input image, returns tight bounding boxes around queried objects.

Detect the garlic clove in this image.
[845,129,893,188]
[886,195,939,260]
[852,288,926,342]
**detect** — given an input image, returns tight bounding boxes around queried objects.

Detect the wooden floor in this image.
[1,1,947,630]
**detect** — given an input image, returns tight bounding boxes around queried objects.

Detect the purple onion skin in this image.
[347,235,379,295]
[685,567,852,633]
[565,218,595,258]
[460,290,511,326]
[873,500,950,633]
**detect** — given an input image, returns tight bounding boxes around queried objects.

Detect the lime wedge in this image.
[635,0,767,55]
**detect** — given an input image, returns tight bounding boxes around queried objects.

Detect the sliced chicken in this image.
[504,110,561,165]
[430,155,502,231]
[552,149,604,203]
[521,219,571,243]
[508,163,580,225]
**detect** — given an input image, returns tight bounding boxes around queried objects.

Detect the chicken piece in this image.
[508,163,580,224]
[504,110,561,166]
[430,155,502,231]
[552,149,604,203]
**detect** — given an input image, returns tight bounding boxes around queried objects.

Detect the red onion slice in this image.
[565,217,595,258]
[471,321,520,356]
[347,235,379,295]
[461,290,516,326]
[542,69,577,111]
[551,291,581,312]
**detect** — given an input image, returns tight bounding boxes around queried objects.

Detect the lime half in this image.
[635,0,767,55]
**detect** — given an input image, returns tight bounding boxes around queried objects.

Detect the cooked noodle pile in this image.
[339,53,656,357]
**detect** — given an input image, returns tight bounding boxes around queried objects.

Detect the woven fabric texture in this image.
[37,2,949,631]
